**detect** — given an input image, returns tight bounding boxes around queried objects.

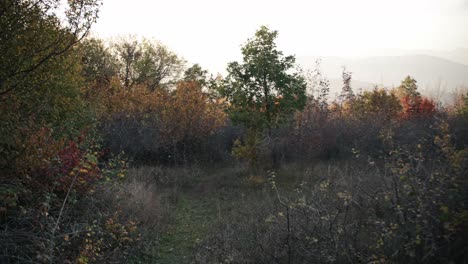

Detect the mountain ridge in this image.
[297,53,468,103]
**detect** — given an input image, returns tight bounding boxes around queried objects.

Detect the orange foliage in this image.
[168,81,226,142]
[98,80,226,148]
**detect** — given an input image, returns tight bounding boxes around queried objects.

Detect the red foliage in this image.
[400,95,436,118]
[57,141,81,176]
[419,97,436,113]
[56,140,101,193]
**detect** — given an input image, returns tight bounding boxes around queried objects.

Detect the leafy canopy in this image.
[220,26,307,131]
[397,75,420,99]
[112,37,185,90]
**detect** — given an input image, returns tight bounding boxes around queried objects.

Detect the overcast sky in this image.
[91,0,468,74]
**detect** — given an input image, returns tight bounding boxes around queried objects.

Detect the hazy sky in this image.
[92,0,468,73]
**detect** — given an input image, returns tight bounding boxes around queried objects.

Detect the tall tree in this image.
[113,38,185,90]
[0,0,100,168]
[395,76,436,117]
[113,37,141,89]
[0,0,101,100]
[396,75,420,99]
[220,26,307,134]
[80,38,118,86]
[134,39,185,91]
[184,63,208,86]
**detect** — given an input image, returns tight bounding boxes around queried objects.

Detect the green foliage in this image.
[0,45,94,170]
[232,130,262,167]
[396,75,420,99]
[134,39,185,90]
[80,38,119,86]
[458,92,468,119]
[394,76,437,118]
[0,1,98,172]
[113,37,141,88]
[184,63,208,86]
[350,88,402,119]
[0,0,100,100]
[220,26,307,131]
[112,37,185,90]
[108,153,130,178]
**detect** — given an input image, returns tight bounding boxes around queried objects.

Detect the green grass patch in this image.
[152,193,220,263]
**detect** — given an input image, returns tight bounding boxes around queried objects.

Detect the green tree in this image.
[134,39,185,91]
[80,38,118,86]
[113,36,141,89]
[112,37,185,90]
[220,26,307,133]
[0,0,100,169]
[0,0,100,100]
[350,88,402,120]
[184,63,208,86]
[396,75,420,99]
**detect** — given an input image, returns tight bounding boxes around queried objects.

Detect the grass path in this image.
[153,192,220,263]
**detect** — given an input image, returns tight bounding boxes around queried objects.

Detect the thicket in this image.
[1,1,467,262]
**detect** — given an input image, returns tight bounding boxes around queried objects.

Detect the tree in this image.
[339,66,355,102]
[396,76,436,118]
[400,95,436,118]
[396,75,420,99]
[350,88,402,120]
[458,92,468,119]
[220,26,307,134]
[303,60,330,114]
[134,39,185,91]
[80,38,118,86]
[296,62,330,137]
[0,0,101,100]
[112,38,185,90]
[0,3,106,261]
[113,37,141,89]
[184,63,208,86]
[1,0,100,170]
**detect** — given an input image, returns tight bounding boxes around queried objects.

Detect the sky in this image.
[91,0,468,74]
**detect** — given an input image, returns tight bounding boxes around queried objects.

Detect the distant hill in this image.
[297,54,468,103]
[419,47,468,66]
